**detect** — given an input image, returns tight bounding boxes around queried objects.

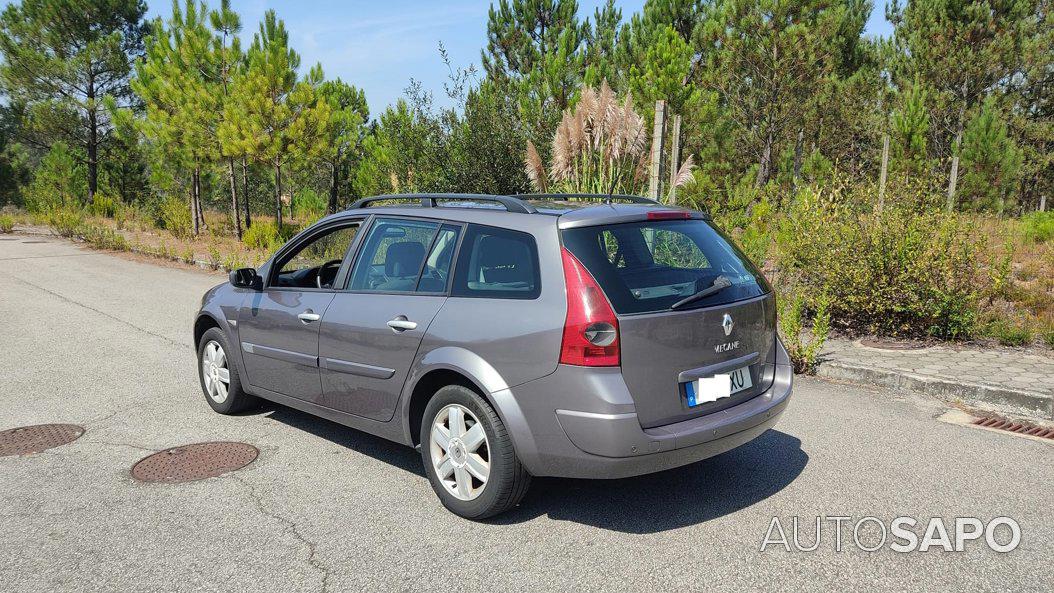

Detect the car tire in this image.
[420,384,531,519]
[197,327,257,414]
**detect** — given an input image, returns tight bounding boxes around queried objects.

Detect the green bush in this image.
[47,208,84,238]
[0,214,13,233]
[985,319,1033,347]
[89,191,120,218]
[774,187,982,339]
[23,143,86,213]
[79,224,128,251]
[291,188,327,223]
[243,220,281,251]
[1021,211,1054,243]
[158,197,192,240]
[778,289,830,374]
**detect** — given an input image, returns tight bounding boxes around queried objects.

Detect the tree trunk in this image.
[228,157,242,239]
[191,167,201,236]
[756,129,774,188]
[789,127,804,202]
[86,76,98,204]
[241,158,251,228]
[946,84,968,212]
[87,115,98,203]
[274,163,283,228]
[878,134,890,212]
[328,159,340,214]
[197,169,208,231]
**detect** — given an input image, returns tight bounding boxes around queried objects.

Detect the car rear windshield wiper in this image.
[670,276,733,310]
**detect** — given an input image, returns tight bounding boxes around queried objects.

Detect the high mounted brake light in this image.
[646,211,692,220]
[559,248,620,366]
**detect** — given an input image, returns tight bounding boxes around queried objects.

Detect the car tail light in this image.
[560,248,619,366]
[646,210,691,220]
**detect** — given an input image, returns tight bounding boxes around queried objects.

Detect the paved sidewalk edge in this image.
[817,361,1054,420]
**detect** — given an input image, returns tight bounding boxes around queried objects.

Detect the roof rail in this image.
[348,193,536,214]
[515,193,661,205]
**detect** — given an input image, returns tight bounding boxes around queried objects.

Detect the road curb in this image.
[817,361,1054,420]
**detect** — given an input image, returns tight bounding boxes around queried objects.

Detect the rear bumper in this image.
[495,340,793,479]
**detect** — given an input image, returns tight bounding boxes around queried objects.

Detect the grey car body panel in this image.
[194,196,792,479]
[318,293,446,420]
[618,293,776,428]
[237,290,334,399]
[555,203,706,229]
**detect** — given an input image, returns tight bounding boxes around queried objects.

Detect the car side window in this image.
[416,224,461,293]
[451,224,540,299]
[347,218,440,293]
[271,222,360,289]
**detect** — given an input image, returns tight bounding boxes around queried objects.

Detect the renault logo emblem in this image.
[722,313,734,336]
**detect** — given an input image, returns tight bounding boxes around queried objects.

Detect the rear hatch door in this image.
[561,216,776,428]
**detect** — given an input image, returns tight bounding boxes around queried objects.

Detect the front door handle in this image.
[387,316,417,331]
[298,311,321,323]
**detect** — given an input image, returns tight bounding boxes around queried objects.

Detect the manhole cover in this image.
[859,337,929,351]
[131,442,258,483]
[0,424,85,456]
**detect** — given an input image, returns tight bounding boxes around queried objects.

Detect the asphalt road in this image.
[1,234,1051,593]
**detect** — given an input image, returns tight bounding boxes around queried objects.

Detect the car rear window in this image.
[561,219,768,314]
[451,224,540,299]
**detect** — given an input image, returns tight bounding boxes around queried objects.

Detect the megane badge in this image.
[722,313,734,336]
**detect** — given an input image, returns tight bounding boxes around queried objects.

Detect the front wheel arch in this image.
[193,313,221,349]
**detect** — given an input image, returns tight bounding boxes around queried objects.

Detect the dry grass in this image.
[528,80,658,195]
[974,215,1054,344]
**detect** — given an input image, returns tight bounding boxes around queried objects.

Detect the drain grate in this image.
[0,424,85,456]
[972,416,1054,439]
[131,442,258,483]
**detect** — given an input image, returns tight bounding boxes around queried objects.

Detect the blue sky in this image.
[146,1,895,117]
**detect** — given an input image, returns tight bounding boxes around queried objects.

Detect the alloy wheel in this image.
[429,404,490,501]
[201,341,231,404]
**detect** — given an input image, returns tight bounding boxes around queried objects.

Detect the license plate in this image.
[684,366,753,407]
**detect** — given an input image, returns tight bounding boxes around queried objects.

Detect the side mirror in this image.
[229,267,261,290]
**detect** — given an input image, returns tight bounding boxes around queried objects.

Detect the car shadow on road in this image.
[257,404,807,534]
[495,430,808,533]
[257,404,425,476]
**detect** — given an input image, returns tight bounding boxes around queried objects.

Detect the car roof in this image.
[328,193,708,230]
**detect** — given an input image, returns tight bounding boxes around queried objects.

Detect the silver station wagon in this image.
[193,194,793,518]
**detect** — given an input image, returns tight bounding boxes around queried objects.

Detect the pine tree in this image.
[0,0,148,202]
[220,10,328,228]
[319,79,368,214]
[210,0,245,236]
[892,79,932,178]
[625,25,698,119]
[482,0,587,148]
[888,0,1038,205]
[700,0,855,187]
[132,0,216,235]
[959,98,1024,212]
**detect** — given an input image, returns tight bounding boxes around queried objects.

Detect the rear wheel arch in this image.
[408,369,487,447]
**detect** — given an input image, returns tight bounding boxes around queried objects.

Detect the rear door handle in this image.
[387,317,417,331]
[298,311,321,323]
